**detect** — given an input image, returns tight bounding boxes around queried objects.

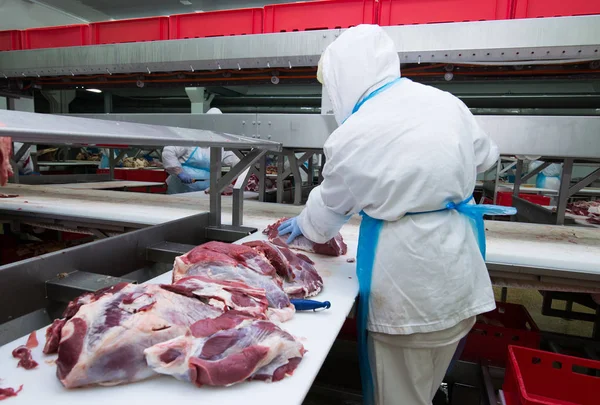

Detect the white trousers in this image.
[368,317,475,405]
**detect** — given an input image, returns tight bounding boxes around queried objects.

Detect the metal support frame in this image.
[556,158,575,225]
[8,142,31,185]
[209,147,267,229]
[541,291,600,340]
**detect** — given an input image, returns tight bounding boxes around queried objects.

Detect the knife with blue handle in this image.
[290,299,331,311]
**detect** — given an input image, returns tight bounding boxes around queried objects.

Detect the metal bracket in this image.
[46,271,134,304]
[209,147,267,228]
[146,241,197,263]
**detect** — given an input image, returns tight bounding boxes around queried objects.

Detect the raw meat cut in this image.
[264,218,347,257]
[173,252,294,323]
[0,385,23,400]
[567,200,600,225]
[243,240,296,281]
[243,241,324,299]
[12,345,38,370]
[163,275,269,319]
[175,241,277,278]
[51,283,222,388]
[43,283,130,355]
[144,312,305,387]
[25,331,38,349]
[44,319,67,355]
[0,137,13,187]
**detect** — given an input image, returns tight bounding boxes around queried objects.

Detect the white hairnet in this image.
[320,25,400,124]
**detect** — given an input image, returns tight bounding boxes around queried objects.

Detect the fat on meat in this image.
[144,312,305,387]
[162,275,270,319]
[173,249,294,322]
[243,241,324,299]
[264,218,347,257]
[174,241,277,278]
[0,137,14,186]
[51,283,222,388]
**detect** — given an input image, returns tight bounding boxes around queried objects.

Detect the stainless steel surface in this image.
[0,309,52,347]
[74,114,600,158]
[2,16,599,77]
[557,158,574,225]
[145,241,197,264]
[204,224,257,243]
[46,271,134,304]
[478,116,600,159]
[0,110,282,151]
[210,147,223,227]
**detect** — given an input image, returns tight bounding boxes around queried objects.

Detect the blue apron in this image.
[167,147,211,194]
[350,78,517,405]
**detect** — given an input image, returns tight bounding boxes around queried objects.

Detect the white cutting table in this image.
[0,217,359,404]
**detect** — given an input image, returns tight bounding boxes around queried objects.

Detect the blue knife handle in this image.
[291,299,331,311]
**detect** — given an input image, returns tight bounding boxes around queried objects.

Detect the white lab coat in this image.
[298,25,498,335]
[162,146,239,176]
[13,142,34,175]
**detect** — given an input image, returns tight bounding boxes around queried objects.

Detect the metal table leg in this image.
[258,154,267,202]
[556,158,574,225]
[277,152,285,204]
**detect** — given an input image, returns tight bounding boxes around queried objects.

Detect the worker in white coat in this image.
[278,25,516,405]
[530,160,562,191]
[13,142,34,175]
[162,108,240,194]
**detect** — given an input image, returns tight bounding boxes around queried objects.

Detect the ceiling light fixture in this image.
[86,88,102,93]
[180,0,192,5]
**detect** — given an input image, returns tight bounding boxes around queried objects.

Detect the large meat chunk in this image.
[243,241,323,298]
[44,283,131,355]
[173,251,294,322]
[144,312,305,387]
[52,283,222,388]
[0,137,13,186]
[176,241,277,277]
[163,275,269,319]
[264,218,347,257]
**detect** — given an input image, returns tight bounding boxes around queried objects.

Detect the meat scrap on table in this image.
[0,385,23,401]
[567,200,600,225]
[43,238,327,390]
[264,218,348,257]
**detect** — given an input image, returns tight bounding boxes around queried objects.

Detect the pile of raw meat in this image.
[42,223,346,391]
[567,200,600,225]
[0,137,13,186]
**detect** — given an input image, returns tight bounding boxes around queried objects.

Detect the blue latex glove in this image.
[177,172,194,184]
[277,217,304,244]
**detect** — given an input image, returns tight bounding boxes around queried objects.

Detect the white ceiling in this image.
[40,0,302,20]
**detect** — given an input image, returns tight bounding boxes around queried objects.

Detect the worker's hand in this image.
[277,217,304,244]
[177,172,194,184]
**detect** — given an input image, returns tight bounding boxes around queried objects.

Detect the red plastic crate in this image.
[379,0,511,26]
[22,24,91,50]
[512,0,600,19]
[461,302,540,367]
[503,346,600,405]
[91,17,169,45]
[264,0,377,33]
[96,168,127,180]
[496,191,551,207]
[169,9,263,39]
[0,30,21,51]
[124,169,167,183]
